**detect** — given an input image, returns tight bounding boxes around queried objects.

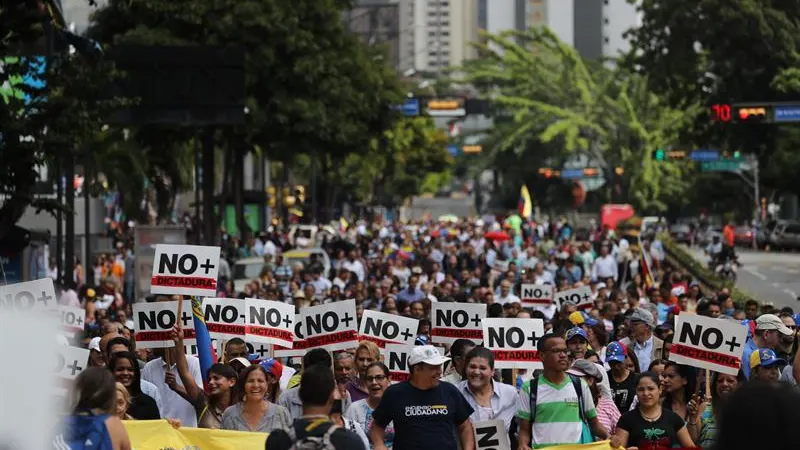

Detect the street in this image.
[684,246,800,310]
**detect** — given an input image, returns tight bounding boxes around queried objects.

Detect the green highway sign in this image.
[700,160,742,172]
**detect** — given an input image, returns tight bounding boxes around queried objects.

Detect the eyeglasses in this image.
[544,348,568,355]
[365,375,387,382]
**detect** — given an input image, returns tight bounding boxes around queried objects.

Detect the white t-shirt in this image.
[141,356,203,427]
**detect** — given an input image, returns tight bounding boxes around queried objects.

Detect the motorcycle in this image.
[715,257,739,282]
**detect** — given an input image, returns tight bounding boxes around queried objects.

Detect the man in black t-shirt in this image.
[266,365,365,450]
[371,345,475,450]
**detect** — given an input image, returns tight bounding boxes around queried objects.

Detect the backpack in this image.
[284,421,341,450]
[528,374,592,443]
[54,412,114,450]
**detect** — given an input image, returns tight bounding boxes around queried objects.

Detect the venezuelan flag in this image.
[518,185,533,220]
[191,297,218,388]
[639,241,655,288]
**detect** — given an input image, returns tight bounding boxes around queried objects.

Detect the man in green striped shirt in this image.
[517,334,609,449]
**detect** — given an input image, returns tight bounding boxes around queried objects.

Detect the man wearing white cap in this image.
[370,345,475,450]
[742,313,794,379]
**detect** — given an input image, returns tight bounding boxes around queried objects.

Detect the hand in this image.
[165,371,177,390]
[688,393,706,423]
[169,325,184,345]
[610,435,624,449]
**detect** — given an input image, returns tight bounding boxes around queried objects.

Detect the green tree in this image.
[461,27,697,213]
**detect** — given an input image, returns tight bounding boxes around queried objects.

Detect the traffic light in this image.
[734,106,768,123]
[653,149,666,161]
[615,167,624,176]
[582,168,599,177]
[538,168,553,178]
[267,186,277,208]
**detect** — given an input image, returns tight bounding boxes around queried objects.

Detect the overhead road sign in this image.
[701,160,743,172]
[426,98,466,117]
[393,98,419,116]
[773,105,800,123]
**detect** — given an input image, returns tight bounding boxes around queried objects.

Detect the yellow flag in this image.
[124,420,266,450]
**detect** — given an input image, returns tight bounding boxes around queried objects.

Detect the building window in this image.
[604,18,609,25]
[604,37,609,44]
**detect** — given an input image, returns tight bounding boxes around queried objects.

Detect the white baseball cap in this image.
[88,336,102,352]
[408,345,451,367]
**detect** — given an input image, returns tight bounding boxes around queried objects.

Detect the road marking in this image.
[744,267,768,281]
[772,282,780,287]
[770,266,800,274]
[784,289,797,299]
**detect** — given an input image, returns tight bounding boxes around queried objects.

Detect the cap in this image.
[415,335,429,346]
[629,307,656,329]
[408,345,451,367]
[230,357,252,368]
[605,341,627,364]
[565,327,589,342]
[594,282,607,290]
[88,336,101,352]
[755,314,794,336]
[749,348,786,370]
[568,311,599,327]
[86,288,96,299]
[259,358,284,379]
[567,359,603,381]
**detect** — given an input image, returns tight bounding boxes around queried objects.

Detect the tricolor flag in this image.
[639,240,655,288]
[518,185,533,220]
[191,296,218,389]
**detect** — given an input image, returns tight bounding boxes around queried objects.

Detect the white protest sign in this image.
[482,318,544,370]
[55,305,86,335]
[431,302,485,345]
[554,286,592,310]
[150,244,220,297]
[202,298,245,340]
[359,310,419,348]
[384,343,412,382]
[520,283,554,306]
[55,345,90,383]
[301,300,359,351]
[0,278,56,310]
[669,314,747,376]
[474,419,511,450]
[133,300,196,348]
[184,337,273,360]
[274,316,310,357]
[245,298,295,348]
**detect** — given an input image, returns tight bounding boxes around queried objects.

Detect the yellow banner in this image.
[124,420,266,450]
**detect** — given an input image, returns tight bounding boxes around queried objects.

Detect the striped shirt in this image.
[595,396,620,436]
[517,375,597,448]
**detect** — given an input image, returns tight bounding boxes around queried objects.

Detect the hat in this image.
[568,311,599,327]
[755,314,794,336]
[259,358,284,379]
[88,336,102,352]
[629,307,656,329]
[408,345,450,367]
[594,282,607,290]
[415,335,429,346]
[565,327,589,342]
[749,348,786,370]
[605,341,627,364]
[567,359,603,381]
[230,357,252,368]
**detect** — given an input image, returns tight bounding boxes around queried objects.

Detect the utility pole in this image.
[752,156,760,249]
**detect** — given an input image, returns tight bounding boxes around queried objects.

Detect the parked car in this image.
[233,256,268,293]
[669,224,693,245]
[733,226,754,247]
[771,221,800,251]
[757,220,780,249]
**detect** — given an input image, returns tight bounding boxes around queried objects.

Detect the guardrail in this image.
[659,234,754,305]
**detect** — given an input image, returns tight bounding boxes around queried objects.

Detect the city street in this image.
[684,246,800,310]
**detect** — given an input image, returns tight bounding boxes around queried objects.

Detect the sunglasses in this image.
[365,375,387,383]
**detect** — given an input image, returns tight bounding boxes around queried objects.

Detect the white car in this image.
[283,248,332,278]
[232,256,267,293]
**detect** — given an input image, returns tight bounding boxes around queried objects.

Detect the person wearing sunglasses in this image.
[345,362,395,449]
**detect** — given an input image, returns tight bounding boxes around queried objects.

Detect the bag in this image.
[528,374,594,443]
[54,412,114,450]
[285,421,340,450]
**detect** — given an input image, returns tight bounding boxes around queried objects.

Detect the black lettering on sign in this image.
[158,254,216,275]
[521,286,547,299]
[487,327,539,348]
[388,352,408,372]
[61,310,84,327]
[294,320,305,340]
[139,309,192,330]
[679,323,741,352]
[1,291,36,309]
[307,311,353,336]
[365,317,414,341]
[249,306,283,327]
[436,309,481,328]
[207,304,239,323]
[476,426,500,449]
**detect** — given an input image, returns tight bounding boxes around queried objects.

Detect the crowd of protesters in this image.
[58,215,800,450]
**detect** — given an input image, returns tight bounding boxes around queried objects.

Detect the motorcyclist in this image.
[706,235,724,266]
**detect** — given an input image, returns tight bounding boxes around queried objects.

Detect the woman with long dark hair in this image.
[220,365,291,432]
[661,361,697,421]
[686,370,745,448]
[56,367,131,450]
[109,351,160,420]
[611,372,695,450]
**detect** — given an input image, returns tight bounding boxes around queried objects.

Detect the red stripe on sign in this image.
[576,303,593,310]
[671,343,741,369]
[208,323,245,335]
[389,372,409,382]
[305,330,358,348]
[136,329,196,341]
[151,276,217,290]
[521,299,552,305]
[431,328,483,339]
[246,326,293,341]
[359,335,392,348]
[492,349,541,363]
[275,340,311,352]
